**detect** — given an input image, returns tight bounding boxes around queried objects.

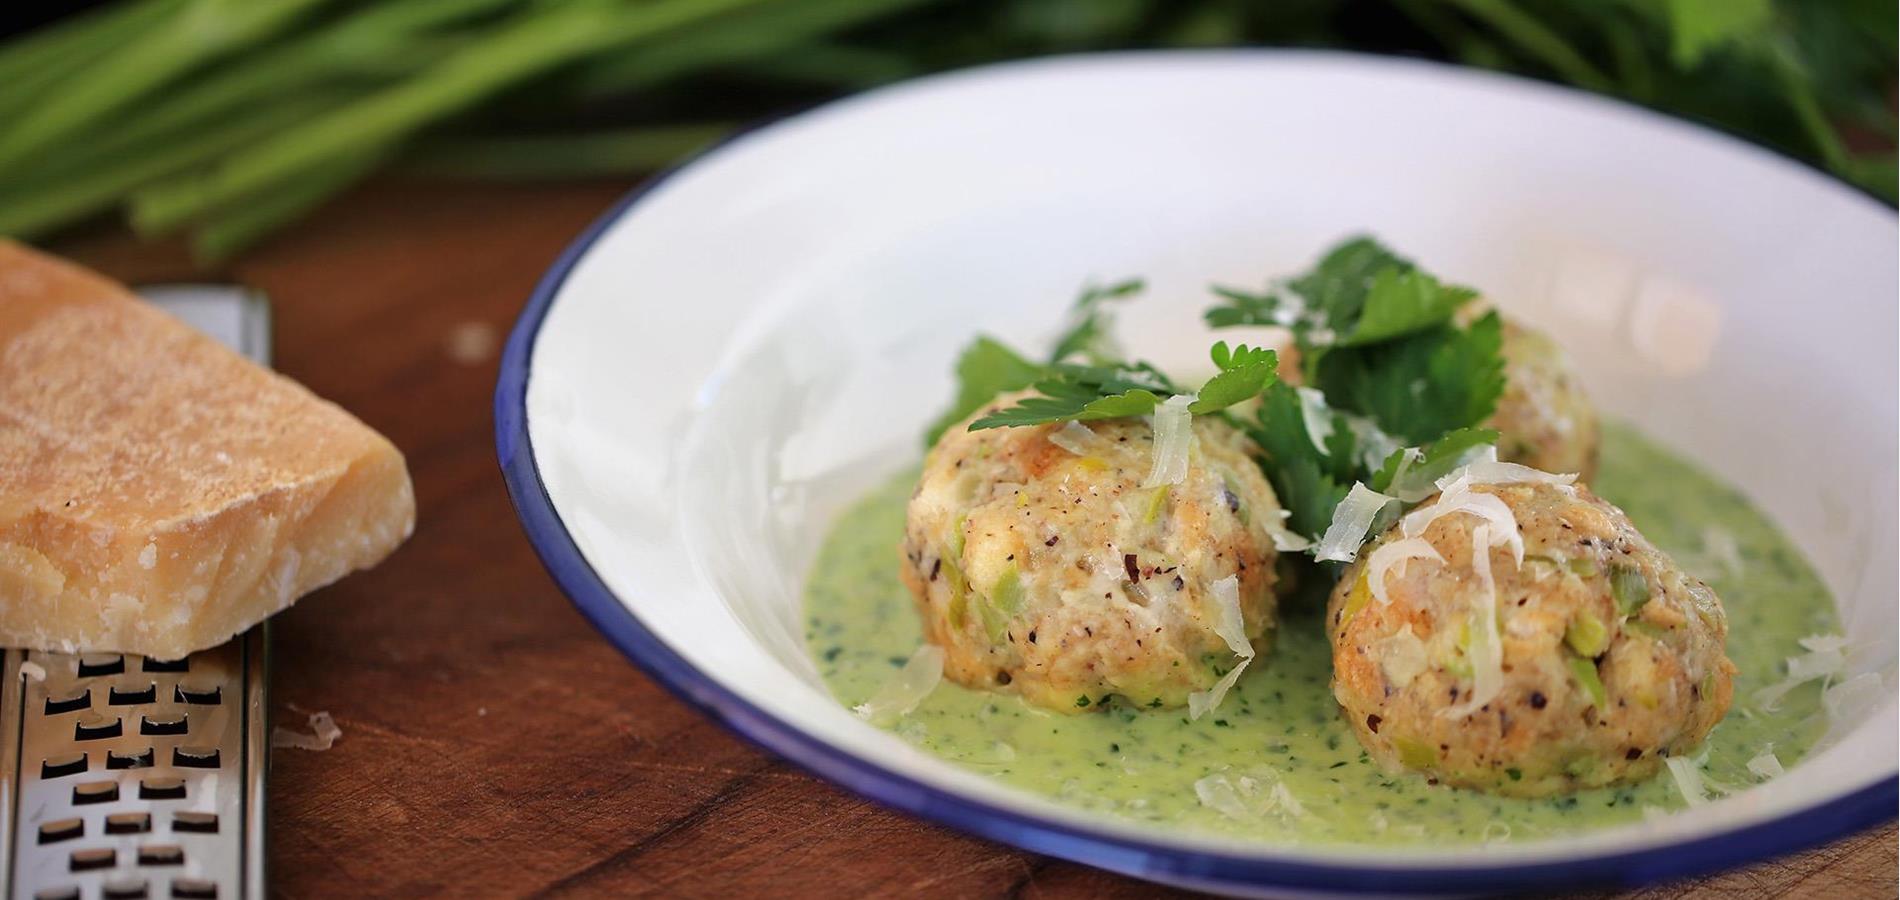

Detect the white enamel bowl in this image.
[497,51,1898,896]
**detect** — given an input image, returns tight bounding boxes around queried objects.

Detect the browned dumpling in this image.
[1327,478,1734,797]
[901,392,1286,713]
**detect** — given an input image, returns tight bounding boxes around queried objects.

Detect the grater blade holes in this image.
[33,888,79,900]
[171,878,218,899]
[77,654,125,677]
[74,713,122,741]
[137,844,184,867]
[140,656,189,673]
[69,847,115,871]
[103,877,149,899]
[139,712,189,736]
[171,812,218,834]
[172,746,220,769]
[43,688,89,715]
[138,776,187,801]
[174,683,222,705]
[36,818,83,845]
[39,752,87,779]
[108,683,159,705]
[73,780,120,805]
[107,812,154,835]
[107,746,156,770]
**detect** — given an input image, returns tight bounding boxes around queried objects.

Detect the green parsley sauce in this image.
[803,424,1838,844]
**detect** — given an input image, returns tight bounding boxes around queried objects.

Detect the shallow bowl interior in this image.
[506,51,1898,894]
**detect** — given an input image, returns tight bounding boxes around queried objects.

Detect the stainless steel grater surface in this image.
[1,286,272,900]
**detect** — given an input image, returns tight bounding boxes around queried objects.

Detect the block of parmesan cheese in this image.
[0,240,415,659]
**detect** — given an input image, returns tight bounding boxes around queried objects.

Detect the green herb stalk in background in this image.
[0,0,1891,262]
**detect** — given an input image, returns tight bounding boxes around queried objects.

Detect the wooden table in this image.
[54,179,1896,899]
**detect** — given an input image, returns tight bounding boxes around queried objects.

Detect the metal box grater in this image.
[1,286,272,900]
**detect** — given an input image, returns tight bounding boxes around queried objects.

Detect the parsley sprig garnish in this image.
[1208,236,1506,444]
[928,235,1510,550]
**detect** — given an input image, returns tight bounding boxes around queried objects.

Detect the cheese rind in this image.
[0,240,415,658]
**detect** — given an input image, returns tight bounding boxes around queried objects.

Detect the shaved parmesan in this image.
[1752,634,1850,711]
[1188,658,1251,721]
[1206,575,1252,659]
[1443,455,1578,490]
[1265,517,1313,553]
[1295,387,1336,454]
[1441,523,1503,718]
[17,661,44,682]
[855,644,945,725]
[273,711,342,752]
[1048,420,1100,456]
[1189,575,1255,721]
[1382,447,1429,502]
[1364,538,1444,606]
[1192,768,1304,822]
[1347,415,1401,473]
[1315,483,1396,563]
[1374,624,1429,688]
[1746,751,1784,780]
[1142,394,1196,488]
[1823,672,1886,723]
[1798,634,1849,654]
[1402,476,1523,567]
[1193,773,1252,821]
[1664,756,1709,807]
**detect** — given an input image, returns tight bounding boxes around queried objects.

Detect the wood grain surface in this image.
[51,179,1896,899]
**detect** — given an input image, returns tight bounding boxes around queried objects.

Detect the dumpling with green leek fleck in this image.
[1485,316,1601,481]
[1325,471,1734,797]
[900,390,1289,715]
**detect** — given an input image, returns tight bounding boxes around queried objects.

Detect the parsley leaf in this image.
[1310,312,1507,445]
[1335,268,1477,347]
[1190,341,1279,414]
[1285,235,1412,329]
[1369,426,1500,494]
[924,336,1043,445]
[1202,285,1285,329]
[1244,382,1352,539]
[1049,277,1144,364]
[967,361,1179,430]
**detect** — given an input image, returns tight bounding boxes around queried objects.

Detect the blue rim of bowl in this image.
[494,52,1897,895]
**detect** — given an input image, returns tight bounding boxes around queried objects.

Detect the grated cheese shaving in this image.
[1746,750,1785,780]
[1822,672,1886,723]
[1192,768,1304,822]
[1048,420,1100,456]
[1295,387,1335,454]
[1193,773,1252,821]
[1402,475,1523,567]
[1441,523,1503,718]
[1440,445,1578,490]
[1189,658,1251,721]
[1364,538,1444,606]
[855,644,946,725]
[1265,509,1313,552]
[1205,575,1251,659]
[1315,483,1397,563]
[1664,756,1710,807]
[1752,633,1850,711]
[1142,394,1196,488]
[18,661,45,682]
[273,711,342,752]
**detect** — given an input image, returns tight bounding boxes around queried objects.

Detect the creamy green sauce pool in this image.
[802,424,1837,844]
